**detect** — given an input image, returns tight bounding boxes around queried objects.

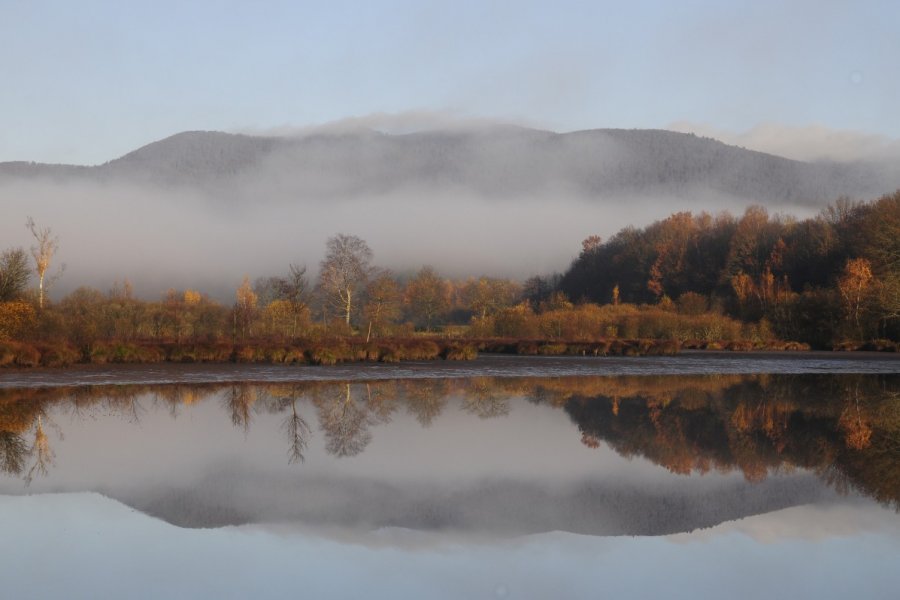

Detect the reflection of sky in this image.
[0,386,860,535]
[1,493,898,600]
[2,391,710,489]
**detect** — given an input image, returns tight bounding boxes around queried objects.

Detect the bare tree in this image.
[318,234,373,327]
[26,217,62,309]
[279,264,310,337]
[0,247,30,302]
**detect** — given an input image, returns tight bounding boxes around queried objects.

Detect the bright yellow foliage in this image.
[0,301,37,340]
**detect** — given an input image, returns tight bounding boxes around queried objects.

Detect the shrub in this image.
[11,343,40,367]
[537,343,568,356]
[37,343,81,367]
[443,343,478,360]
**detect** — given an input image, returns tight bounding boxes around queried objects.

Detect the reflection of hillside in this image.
[524,374,752,407]
[564,375,900,509]
[2,375,899,508]
[120,469,834,535]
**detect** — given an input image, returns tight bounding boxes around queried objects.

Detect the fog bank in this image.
[0,177,815,301]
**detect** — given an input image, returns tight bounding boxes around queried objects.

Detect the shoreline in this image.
[3,352,900,389]
[2,336,897,371]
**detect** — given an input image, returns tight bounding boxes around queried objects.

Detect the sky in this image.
[2,0,899,165]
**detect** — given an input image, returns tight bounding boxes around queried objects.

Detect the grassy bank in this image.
[2,333,841,369]
[0,338,483,368]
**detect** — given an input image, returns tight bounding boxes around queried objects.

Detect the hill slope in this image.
[1,127,897,205]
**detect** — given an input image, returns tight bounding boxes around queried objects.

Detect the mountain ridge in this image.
[2,127,897,206]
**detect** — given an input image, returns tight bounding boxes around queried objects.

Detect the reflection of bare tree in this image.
[0,431,29,475]
[839,382,873,451]
[462,378,509,419]
[115,393,145,425]
[155,385,219,420]
[25,415,55,485]
[403,380,449,427]
[363,381,398,424]
[315,383,373,457]
[282,399,311,464]
[223,385,257,434]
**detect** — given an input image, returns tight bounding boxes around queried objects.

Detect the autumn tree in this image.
[462,277,520,319]
[235,276,258,339]
[0,300,36,341]
[257,264,310,337]
[864,191,900,274]
[57,287,107,348]
[26,217,62,309]
[837,258,875,339]
[405,266,449,331]
[319,234,373,327]
[0,248,35,340]
[363,270,402,341]
[581,235,602,256]
[522,273,562,307]
[646,212,695,299]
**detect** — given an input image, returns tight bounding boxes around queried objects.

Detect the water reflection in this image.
[1,374,899,529]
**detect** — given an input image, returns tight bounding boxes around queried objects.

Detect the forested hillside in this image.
[2,128,897,205]
[556,190,900,345]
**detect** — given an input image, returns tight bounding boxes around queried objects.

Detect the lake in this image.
[1,354,899,599]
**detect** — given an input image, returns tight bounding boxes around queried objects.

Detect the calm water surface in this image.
[1,355,899,598]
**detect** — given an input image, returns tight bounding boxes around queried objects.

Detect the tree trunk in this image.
[345,288,352,325]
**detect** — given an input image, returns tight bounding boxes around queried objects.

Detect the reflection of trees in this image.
[462,378,509,419]
[154,385,217,420]
[838,381,873,450]
[2,374,900,508]
[314,384,374,458]
[0,390,51,480]
[363,381,398,424]
[282,399,311,464]
[0,431,28,475]
[564,374,900,509]
[223,385,257,434]
[402,380,449,427]
[25,415,55,485]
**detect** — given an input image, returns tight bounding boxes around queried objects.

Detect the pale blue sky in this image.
[2,0,898,164]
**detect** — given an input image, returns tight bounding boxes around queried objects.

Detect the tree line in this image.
[0,227,524,350]
[2,190,900,354]
[554,190,900,347]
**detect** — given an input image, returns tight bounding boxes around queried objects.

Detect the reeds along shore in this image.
[0,338,476,368]
[0,337,623,368]
[0,335,833,369]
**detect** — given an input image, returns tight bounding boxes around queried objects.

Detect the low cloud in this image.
[0,178,784,302]
[236,110,541,138]
[669,121,900,164]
